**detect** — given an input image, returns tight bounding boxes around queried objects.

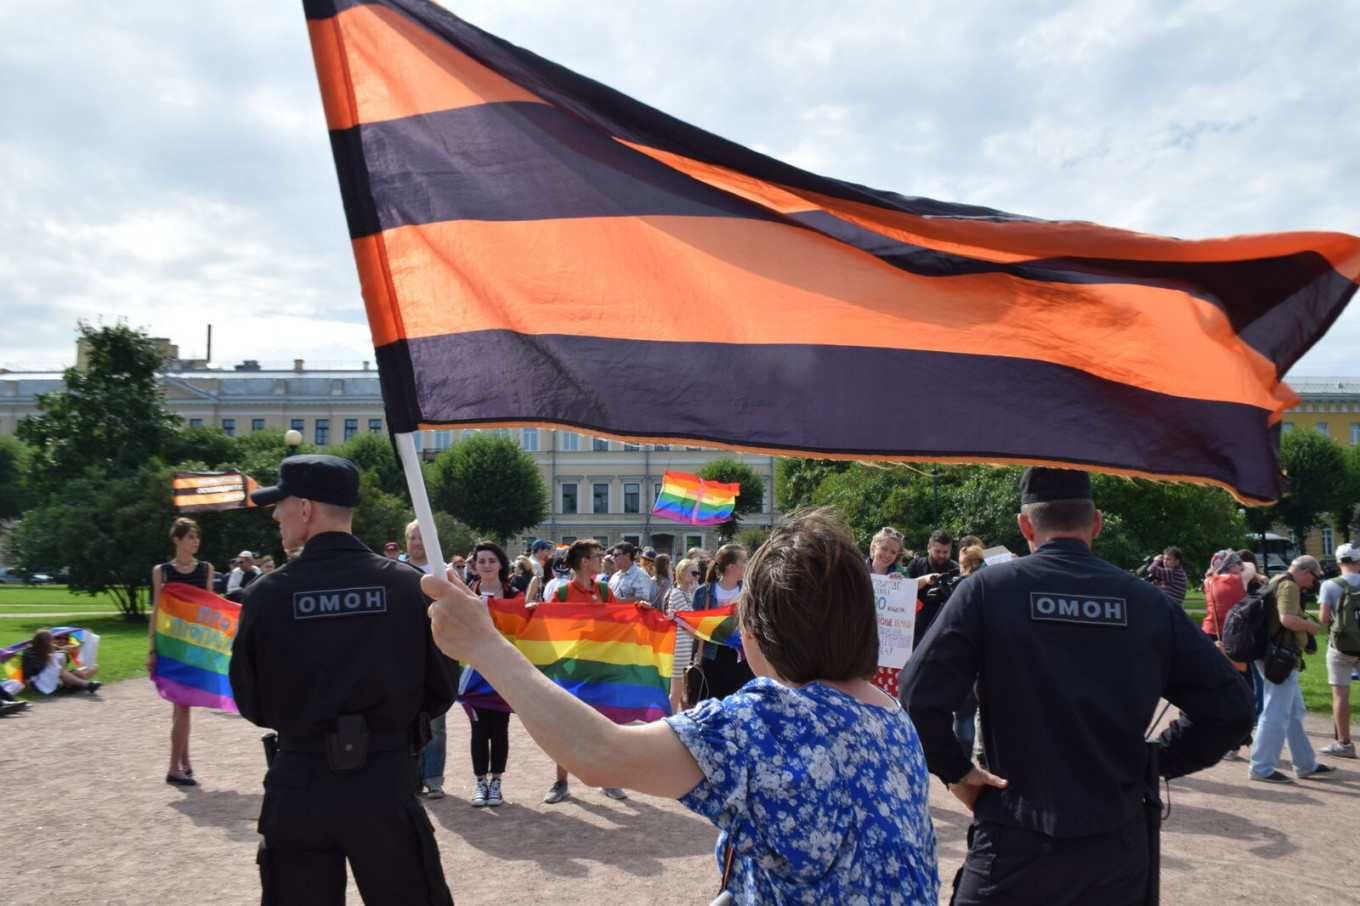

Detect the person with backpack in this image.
[1201,549,1254,761]
[1247,556,1338,783]
[1319,543,1360,758]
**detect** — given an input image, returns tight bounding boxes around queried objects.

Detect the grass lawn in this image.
[0,585,123,608]
[2,613,153,696]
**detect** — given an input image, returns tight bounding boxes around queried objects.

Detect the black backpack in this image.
[1220,576,1284,663]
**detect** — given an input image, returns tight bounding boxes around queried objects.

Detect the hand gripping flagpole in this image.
[395,432,445,575]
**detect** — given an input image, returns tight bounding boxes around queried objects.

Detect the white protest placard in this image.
[982,545,1016,566]
[872,572,916,671]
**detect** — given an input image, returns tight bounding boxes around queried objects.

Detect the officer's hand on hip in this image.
[423,569,504,664]
[949,765,1009,813]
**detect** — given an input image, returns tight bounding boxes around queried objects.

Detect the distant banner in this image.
[172,470,258,512]
[151,583,239,711]
[871,573,916,699]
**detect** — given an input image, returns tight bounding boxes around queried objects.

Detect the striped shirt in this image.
[1149,562,1188,605]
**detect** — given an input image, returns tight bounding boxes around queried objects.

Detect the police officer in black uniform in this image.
[229,455,455,905]
[900,467,1252,905]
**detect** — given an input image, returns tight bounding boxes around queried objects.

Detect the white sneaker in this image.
[603,787,628,800]
[425,785,445,800]
[471,778,489,807]
[1321,740,1356,758]
[543,780,570,804]
[487,777,503,807]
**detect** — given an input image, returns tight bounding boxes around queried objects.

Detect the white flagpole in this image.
[395,432,445,573]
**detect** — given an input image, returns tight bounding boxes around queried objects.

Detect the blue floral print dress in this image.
[665,677,939,905]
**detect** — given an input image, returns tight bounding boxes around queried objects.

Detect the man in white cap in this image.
[225,550,261,596]
[1320,542,1360,757]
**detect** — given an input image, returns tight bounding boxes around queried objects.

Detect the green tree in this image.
[811,462,933,552]
[697,459,766,542]
[1269,429,1347,553]
[17,321,181,494]
[337,431,409,500]
[1089,476,1248,572]
[1327,441,1360,544]
[428,432,549,542]
[0,435,34,519]
[7,465,177,617]
[937,465,1027,555]
[775,457,851,511]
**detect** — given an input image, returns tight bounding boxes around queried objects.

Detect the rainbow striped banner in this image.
[1,627,99,687]
[554,543,570,554]
[673,604,743,651]
[651,471,738,526]
[151,583,240,711]
[459,599,674,723]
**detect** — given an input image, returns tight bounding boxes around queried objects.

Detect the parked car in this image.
[0,567,23,585]
[28,567,68,584]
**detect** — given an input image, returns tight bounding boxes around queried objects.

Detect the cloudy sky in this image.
[2,0,1357,377]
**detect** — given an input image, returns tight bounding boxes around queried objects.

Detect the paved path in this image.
[4,679,1358,903]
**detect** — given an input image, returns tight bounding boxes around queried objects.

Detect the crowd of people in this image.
[12,448,1354,903]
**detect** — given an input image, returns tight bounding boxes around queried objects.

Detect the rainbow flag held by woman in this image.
[651,471,739,526]
[151,583,240,712]
[673,604,743,651]
[459,599,674,723]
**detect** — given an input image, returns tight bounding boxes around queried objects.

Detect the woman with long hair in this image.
[667,557,702,713]
[691,543,752,701]
[21,629,100,695]
[148,517,214,786]
[647,552,673,609]
[464,540,522,808]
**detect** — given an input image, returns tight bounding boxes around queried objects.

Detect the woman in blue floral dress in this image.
[425,509,939,904]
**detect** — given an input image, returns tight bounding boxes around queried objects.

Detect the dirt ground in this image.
[4,678,1358,904]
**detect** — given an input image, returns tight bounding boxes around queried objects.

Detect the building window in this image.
[624,482,640,514]
[622,534,641,547]
[686,445,705,452]
[593,436,610,452]
[1323,527,1336,556]
[594,535,610,546]
[654,482,662,505]
[369,419,383,434]
[561,483,578,515]
[431,430,453,451]
[1282,422,1294,433]
[652,444,670,452]
[561,536,577,546]
[315,419,329,445]
[221,418,236,437]
[189,418,203,428]
[344,418,359,441]
[1316,422,1330,437]
[1351,423,1360,445]
[251,418,266,432]
[521,428,540,452]
[559,432,579,452]
[593,483,610,514]
[686,534,704,552]
[622,442,640,452]
[290,418,305,433]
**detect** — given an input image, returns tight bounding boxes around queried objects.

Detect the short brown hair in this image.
[1022,499,1096,533]
[170,517,201,542]
[567,539,604,572]
[739,509,878,683]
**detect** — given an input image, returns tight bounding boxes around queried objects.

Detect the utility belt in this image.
[270,714,429,774]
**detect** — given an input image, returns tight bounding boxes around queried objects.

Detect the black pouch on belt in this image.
[325,714,371,773]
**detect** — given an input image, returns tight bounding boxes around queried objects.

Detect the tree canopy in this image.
[1266,429,1348,553]
[696,459,766,542]
[427,432,549,543]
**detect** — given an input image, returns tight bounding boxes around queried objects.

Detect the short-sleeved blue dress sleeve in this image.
[665,677,938,905]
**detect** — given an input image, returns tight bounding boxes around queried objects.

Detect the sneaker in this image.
[85,681,102,694]
[603,787,628,800]
[471,778,489,807]
[425,785,445,800]
[543,780,570,804]
[1321,741,1356,759]
[487,778,503,807]
[1297,763,1340,779]
[1249,770,1294,784]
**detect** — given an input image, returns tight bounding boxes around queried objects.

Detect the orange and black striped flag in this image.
[172,471,258,512]
[302,0,1360,504]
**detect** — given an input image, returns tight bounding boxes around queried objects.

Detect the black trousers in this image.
[469,706,510,776]
[952,819,1148,906]
[699,644,755,700]
[257,750,453,905]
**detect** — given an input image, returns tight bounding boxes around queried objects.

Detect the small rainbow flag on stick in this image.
[151,583,240,712]
[673,604,743,651]
[459,599,675,723]
[651,471,739,526]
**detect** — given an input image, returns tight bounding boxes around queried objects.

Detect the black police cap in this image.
[251,454,360,508]
[1020,467,1092,504]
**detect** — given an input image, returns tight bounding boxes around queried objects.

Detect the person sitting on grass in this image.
[424,509,939,904]
[20,629,100,695]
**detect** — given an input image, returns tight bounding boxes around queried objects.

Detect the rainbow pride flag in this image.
[651,471,739,526]
[554,543,570,554]
[151,583,240,711]
[673,604,743,651]
[459,599,674,723]
[1,627,100,687]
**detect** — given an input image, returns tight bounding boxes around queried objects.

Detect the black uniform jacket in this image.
[229,532,456,742]
[901,538,1252,838]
